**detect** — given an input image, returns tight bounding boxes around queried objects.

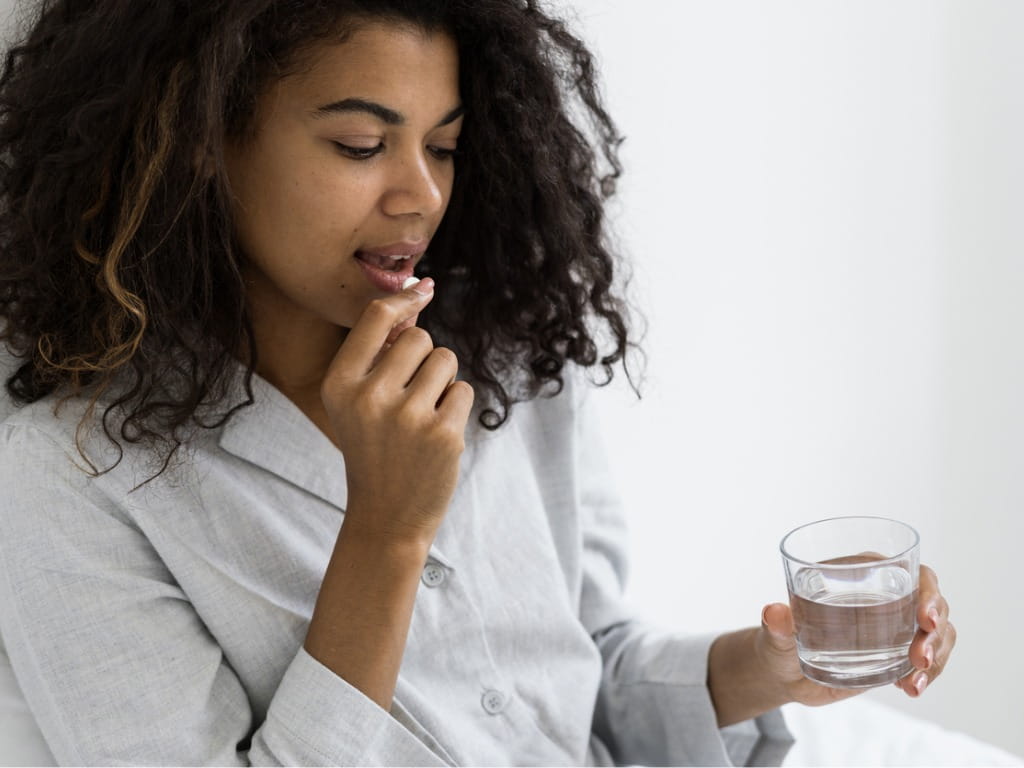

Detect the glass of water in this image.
[780,516,920,688]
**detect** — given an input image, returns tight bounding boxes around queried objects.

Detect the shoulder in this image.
[0,391,178,517]
[1,397,79,459]
[0,343,124,531]
[515,363,600,428]
[1,392,106,455]
[0,397,117,507]
[470,363,600,462]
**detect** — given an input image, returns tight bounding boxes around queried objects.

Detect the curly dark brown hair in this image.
[0,0,644,470]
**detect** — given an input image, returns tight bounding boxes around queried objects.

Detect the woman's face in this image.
[225,21,462,336]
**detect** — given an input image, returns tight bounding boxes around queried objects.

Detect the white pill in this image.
[402,277,421,290]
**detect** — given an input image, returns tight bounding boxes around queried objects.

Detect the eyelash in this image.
[332,142,458,161]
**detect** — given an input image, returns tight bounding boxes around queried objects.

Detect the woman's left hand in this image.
[894,565,956,697]
[759,564,956,706]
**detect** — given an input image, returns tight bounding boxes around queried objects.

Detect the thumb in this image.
[761,602,797,652]
[384,277,434,345]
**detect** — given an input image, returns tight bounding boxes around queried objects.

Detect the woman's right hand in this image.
[321,277,475,547]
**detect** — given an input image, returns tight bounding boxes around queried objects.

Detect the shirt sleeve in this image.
[571,379,795,767]
[0,422,449,767]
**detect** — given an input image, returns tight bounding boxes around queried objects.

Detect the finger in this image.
[896,668,927,698]
[908,625,935,672]
[933,618,957,676]
[385,312,420,346]
[369,326,435,387]
[900,618,957,695]
[328,278,435,380]
[931,619,957,674]
[897,619,956,697]
[436,379,475,422]
[761,603,796,650]
[916,565,947,632]
[404,346,460,406]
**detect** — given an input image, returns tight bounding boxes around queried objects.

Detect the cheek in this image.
[246,169,372,261]
[291,168,377,236]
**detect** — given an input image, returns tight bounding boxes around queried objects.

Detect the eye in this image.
[428,146,459,161]
[333,141,384,160]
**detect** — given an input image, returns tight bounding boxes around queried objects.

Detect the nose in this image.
[380,148,447,218]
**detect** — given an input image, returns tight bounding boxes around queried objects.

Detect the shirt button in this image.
[481,689,507,715]
[421,562,446,588]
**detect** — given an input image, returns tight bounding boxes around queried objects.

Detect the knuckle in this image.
[450,379,474,400]
[432,346,458,366]
[320,377,343,402]
[365,298,398,323]
[431,410,463,438]
[395,401,424,432]
[397,325,433,350]
[439,423,466,454]
[359,380,391,411]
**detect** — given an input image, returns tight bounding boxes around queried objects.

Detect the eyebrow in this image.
[311,98,465,128]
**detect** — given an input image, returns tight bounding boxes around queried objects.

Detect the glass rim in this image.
[779,515,920,569]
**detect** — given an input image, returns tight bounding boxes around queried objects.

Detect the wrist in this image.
[708,626,792,727]
[340,504,438,556]
[305,513,433,709]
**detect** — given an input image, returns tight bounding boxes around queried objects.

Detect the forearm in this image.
[707,627,791,727]
[304,518,431,711]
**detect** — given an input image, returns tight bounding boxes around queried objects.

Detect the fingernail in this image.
[923,645,934,669]
[928,607,940,629]
[410,277,434,296]
[914,673,928,696]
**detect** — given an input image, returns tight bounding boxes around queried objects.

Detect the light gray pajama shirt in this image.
[0,357,792,765]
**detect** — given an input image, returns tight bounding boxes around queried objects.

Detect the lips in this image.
[355,239,427,268]
[354,251,414,272]
[353,241,426,293]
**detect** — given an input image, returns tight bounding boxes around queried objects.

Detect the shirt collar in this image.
[218,372,348,510]
[217,371,454,569]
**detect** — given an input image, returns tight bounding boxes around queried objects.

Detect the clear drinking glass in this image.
[780,516,920,688]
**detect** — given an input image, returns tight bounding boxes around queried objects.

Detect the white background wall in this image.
[2,0,1021,761]
[561,0,1024,759]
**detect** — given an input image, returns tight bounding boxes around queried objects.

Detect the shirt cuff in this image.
[722,707,795,767]
[249,647,451,766]
[595,628,795,766]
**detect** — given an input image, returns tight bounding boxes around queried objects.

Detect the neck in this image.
[247,311,348,442]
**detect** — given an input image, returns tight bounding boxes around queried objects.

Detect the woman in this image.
[0,0,954,765]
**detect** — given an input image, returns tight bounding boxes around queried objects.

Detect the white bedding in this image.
[782,697,1024,767]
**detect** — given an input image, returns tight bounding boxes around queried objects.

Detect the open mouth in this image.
[354,251,416,272]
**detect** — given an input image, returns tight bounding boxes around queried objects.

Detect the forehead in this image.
[276,21,461,111]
